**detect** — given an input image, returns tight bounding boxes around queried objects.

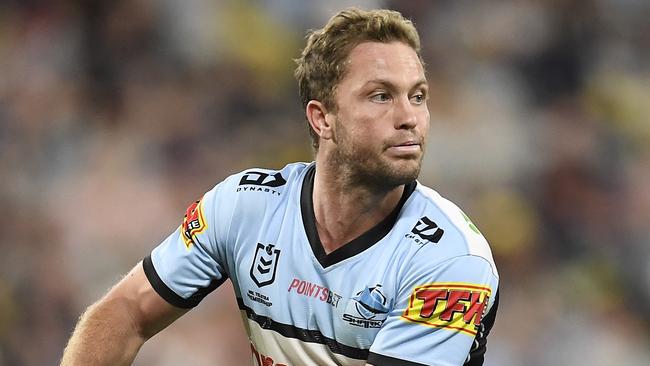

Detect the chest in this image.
[228,225,402,349]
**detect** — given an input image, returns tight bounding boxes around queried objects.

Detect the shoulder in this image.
[402,182,498,279]
[203,162,310,204]
[201,162,310,223]
[211,162,311,194]
[394,183,500,320]
[194,162,311,249]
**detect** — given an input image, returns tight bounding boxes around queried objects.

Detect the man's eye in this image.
[411,94,425,104]
[371,93,391,102]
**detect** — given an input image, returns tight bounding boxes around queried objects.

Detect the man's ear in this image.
[306,100,334,141]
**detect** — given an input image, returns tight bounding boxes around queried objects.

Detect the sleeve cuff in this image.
[142,255,226,309]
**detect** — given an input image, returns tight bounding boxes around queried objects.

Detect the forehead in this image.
[342,41,425,86]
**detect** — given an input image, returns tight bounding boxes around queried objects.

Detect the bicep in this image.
[102,261,189,339]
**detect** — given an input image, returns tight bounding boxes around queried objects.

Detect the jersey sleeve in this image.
[368,254,499,366]
[143,181,232,309]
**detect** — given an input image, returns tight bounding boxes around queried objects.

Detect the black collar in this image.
[300,165,416,268]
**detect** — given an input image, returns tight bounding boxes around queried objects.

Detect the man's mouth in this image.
[387,141,421,154]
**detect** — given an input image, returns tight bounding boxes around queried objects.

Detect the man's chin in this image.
[388,167,420,185]
[390,157,422,178]
[362,161,421,189]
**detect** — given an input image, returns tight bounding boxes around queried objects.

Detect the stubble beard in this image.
[329,130,424,192]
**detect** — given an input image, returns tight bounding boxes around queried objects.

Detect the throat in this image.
[316,217,377,255]
[300,163,417,267]
[313,186,406,255]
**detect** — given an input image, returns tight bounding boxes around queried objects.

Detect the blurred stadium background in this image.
[0,0,648,365]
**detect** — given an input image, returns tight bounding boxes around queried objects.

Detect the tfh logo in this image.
[402,283,492,336]
[411,216,444,243]
[250,243,281,287]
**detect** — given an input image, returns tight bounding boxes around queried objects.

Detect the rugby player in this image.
[61,8,499,366]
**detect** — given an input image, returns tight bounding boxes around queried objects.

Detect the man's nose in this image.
[394,96,418,130]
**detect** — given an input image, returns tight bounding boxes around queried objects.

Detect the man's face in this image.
[327,41,430,189]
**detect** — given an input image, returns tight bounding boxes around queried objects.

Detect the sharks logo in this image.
[342,285,390,328]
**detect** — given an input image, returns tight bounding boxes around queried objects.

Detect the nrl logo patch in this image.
[250,243,281,287]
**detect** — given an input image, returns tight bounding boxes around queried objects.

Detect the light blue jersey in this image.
[144,162,499,366]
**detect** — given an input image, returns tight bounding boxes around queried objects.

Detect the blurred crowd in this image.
[0,0,648,365]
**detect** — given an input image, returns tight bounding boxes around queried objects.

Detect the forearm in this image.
[61,297,147,366]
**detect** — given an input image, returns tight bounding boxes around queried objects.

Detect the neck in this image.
[312,158,406,254]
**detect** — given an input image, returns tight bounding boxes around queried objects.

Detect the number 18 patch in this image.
[402,283,491,336]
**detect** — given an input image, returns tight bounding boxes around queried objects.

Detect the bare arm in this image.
[60,261,188,365]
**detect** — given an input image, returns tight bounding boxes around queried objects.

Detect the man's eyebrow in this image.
[413,78,429,90]
[363,78,428,90]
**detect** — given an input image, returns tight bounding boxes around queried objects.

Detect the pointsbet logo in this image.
[402,283,491,336]
[287,278,342,308]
